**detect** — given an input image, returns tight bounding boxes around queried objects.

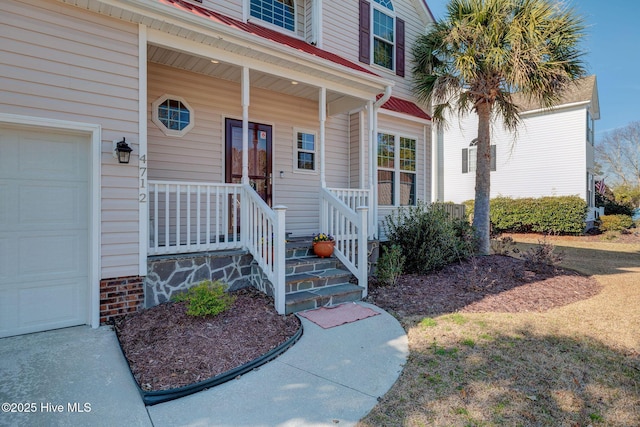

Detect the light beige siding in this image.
[0,0,140,279]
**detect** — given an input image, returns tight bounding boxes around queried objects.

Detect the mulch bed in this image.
[366,255,602,318]
[113,287,300,392]
[114,254,602,392]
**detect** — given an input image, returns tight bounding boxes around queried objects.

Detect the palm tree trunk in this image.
[473,102,492,255]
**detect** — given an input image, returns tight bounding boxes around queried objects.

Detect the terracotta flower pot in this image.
[313,241,335,258]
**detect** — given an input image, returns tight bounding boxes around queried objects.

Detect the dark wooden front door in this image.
[225,119,272,206]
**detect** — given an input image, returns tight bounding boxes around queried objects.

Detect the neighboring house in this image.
[433,75,601,222]
[0,0,435,337]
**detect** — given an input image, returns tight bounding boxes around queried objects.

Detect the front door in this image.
[225,119,272,206]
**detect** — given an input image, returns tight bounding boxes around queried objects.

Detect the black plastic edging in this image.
[139,321,303,405]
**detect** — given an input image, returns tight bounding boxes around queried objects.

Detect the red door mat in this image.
[298,303,380,329]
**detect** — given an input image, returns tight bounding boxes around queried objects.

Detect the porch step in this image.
[283,237,364,314]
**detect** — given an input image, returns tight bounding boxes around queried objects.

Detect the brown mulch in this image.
[366,255,602,318]
[114,254,602,393]
[113,287,300,392]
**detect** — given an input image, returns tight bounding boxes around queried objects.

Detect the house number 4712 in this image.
[139,154,147,203]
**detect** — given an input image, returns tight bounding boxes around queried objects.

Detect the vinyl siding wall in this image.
[441,107,589,204]
[148,62,353,236]
[0,0,140,279]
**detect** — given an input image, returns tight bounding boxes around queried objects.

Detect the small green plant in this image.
[461,338,476,348]
[375,244,405,286]
[521,237,564,274]
[172,280,236,317]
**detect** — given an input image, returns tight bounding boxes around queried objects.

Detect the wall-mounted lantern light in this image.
[113,138,133,164]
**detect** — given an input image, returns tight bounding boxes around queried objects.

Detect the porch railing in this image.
[148,181,244,255]
[148,180,287,314]
[329,187,375,238]
[320,188,368,296]
[241,184,286,314]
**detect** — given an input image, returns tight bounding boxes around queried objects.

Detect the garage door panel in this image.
[19,280,83,326]
[19,135,87,180]
[18,233,86,278]
[19,183,87,227]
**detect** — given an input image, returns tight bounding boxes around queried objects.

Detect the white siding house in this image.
[435,76,600,217]
[0,0,435,336]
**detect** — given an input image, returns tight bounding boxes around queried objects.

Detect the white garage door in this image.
[0,126,90,338]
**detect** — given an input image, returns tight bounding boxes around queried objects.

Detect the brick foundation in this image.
[100,276,145,324]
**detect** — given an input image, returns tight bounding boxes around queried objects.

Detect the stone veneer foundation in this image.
[100,276,145,324]
[144,250,274,308]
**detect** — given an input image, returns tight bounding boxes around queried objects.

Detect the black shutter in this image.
[395,18,405,77]
[490,145,496,171]
[359,0,371,64]
[462,148,468,173]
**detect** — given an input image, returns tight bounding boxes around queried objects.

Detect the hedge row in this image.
[464,196,587,234]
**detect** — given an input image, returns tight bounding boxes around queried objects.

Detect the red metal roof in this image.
[379,96,432,120]
[161,0,377,76]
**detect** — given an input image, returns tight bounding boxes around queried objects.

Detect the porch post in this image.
[241,67,250,185]
[273,205,287,314]
[367,100,377,239]
[319,86,327,188]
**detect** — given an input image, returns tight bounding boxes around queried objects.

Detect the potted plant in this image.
[312,233,335,258]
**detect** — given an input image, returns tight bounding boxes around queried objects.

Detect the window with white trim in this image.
[152,94,194,137]
[378,132,416,206]
[373,0,394,70]
[294,130,316,172]
[462,139,496,173]
[250,0,295,32]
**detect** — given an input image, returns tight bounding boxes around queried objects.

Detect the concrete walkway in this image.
[0,302,407,427]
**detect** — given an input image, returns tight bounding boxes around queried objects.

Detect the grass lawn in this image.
[359,236,640,427]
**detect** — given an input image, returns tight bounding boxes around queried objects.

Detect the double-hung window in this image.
[359,0,405,76]
[250,0,295,32]
[294,130,316,172]
[378,133,416,206]
[373,1,394,69]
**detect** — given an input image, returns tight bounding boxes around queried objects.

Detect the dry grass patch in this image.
[359,236,640,427]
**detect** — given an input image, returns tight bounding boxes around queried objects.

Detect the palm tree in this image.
[413,0,587,254]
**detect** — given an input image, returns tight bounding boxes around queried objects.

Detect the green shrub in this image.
[384,201,477,274]
[465,196,587,235]
[172,280,236,317]
[375,244,405,286]
[599,214,634,232]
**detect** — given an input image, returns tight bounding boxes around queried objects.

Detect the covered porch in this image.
[137,2,395,314]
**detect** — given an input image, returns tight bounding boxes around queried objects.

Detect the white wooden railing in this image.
[241,184,287,314]
[148,181,244,255]
[320,188,368,296]
[329,187,374,238]
[587,206,605,222]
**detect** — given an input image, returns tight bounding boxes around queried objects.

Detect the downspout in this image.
[370,85,392,239]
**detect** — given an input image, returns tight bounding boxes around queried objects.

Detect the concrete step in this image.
[284,283,365,314]
[285,267,353,293]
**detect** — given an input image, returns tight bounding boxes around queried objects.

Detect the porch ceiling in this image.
[148,45,365,112]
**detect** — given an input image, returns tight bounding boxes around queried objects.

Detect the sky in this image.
[424,0,640,142]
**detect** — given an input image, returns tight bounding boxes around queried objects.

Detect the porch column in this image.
[241,67,250,185]
[319,86,327,188]
[368,100,377,238]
